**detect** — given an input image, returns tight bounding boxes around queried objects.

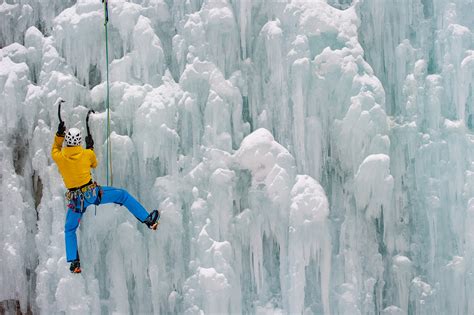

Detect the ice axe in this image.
[85,109,95,149]
[57,98,65,123]
[56,98,66,136]
[86,109,95,137]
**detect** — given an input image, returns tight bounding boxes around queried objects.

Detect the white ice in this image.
[1,0,473,314]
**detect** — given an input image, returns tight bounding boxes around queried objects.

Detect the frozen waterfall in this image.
[1,0,473,314]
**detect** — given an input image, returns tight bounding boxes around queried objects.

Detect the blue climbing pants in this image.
[64,186,149,262]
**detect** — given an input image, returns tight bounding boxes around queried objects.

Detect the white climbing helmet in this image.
[65,128,82,146]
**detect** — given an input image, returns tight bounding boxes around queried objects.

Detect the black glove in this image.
[85,135,94,149]
[57,121,66,137]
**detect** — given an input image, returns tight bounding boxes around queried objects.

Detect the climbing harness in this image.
[102,0,113,186]
[66,181,103,214]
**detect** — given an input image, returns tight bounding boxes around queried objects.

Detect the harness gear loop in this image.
[65,181,102,213]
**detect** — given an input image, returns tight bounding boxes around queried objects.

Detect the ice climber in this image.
[51,109,160,274]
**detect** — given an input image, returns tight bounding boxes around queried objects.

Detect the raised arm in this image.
[52,105,66,162]
[89,149,98,169]
[51,134,64,162]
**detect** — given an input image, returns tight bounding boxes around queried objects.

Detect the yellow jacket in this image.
[51,135,97,189]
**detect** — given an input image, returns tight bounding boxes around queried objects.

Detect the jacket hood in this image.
[62,146,84,161]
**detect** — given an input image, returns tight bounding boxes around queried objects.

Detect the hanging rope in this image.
[103,0,113,186]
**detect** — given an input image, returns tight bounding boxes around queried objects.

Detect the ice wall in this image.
[357,1,474,314]
[0,0,473,314]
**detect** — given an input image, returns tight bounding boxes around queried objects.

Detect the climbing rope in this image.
[103,0,113,186]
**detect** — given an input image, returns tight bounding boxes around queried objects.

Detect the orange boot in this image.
[70,259,81,273]
[144,210,160,230]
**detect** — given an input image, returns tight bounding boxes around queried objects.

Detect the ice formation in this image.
[0,0,473,314]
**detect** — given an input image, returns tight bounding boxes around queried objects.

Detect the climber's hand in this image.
[57,121,66,137]
[85,135,94,149]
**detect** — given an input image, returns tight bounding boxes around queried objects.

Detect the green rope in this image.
[103,0,113,186]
